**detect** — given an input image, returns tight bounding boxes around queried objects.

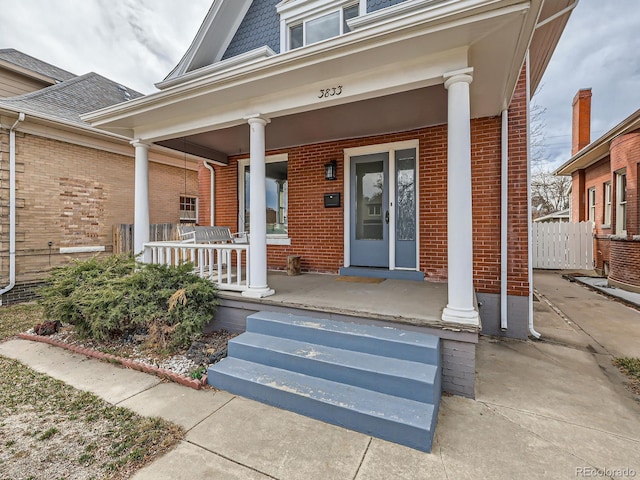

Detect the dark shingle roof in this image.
[0,72,143,125]
[0,48,77,82]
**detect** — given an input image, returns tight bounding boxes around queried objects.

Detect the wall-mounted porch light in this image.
[324,160,337,180]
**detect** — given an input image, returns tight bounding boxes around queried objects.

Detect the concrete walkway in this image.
[534,270,640,358]
[1,274,639,478]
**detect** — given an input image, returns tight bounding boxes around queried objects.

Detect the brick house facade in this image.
[196,68,530,299]
[558,89,640,292]
[85,0,575,402]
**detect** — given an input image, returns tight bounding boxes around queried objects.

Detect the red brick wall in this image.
[609,239,640,288]
[583,157,612,272]
[199,74,530,297]
[573,130,640,280]
[611,132,640,236]
[505,67,529,296]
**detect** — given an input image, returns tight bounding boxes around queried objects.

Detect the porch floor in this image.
[217,271,477,333]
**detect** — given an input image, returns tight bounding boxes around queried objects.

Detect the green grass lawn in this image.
[0,303,43,340]
[0,303,184,479]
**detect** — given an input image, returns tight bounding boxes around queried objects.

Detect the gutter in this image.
[203,161,216,226]
[500,109,508,331]
[526,51,541,339]
[0,112,25,302]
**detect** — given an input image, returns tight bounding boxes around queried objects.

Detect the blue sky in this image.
[0,0,638,173]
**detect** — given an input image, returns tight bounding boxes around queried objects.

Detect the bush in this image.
[38,255,218,352]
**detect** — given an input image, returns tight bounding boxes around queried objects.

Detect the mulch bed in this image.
[18,324,238,390]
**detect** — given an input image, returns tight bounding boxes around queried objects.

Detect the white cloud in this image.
[0,0,211,93]
[534,0,640,170]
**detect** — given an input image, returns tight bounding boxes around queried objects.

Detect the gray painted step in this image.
[228,332,440,404]
[208,358,437,453]
[246,311,439,364]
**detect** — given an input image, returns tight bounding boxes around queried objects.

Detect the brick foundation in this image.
[609,237,640,290]
[0,280,45,305]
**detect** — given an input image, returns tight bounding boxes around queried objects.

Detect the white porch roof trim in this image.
[83,0,540,143]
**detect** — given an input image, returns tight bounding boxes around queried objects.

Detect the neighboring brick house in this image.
[85,0,575,430]
[0,50,199,304]
[557,88,640,292]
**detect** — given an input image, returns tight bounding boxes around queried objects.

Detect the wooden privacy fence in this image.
[113,224,179,254]
[532,221,594,270]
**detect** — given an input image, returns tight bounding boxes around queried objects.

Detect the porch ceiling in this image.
[158,85,448,156]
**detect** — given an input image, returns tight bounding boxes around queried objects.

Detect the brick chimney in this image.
[572,88,592,155]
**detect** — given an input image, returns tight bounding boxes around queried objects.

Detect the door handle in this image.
[385,210,389,224]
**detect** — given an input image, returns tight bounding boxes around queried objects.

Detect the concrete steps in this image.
[208,311,441,452]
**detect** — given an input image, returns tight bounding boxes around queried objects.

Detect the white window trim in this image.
[587,187,596,224]
[238,153,291,245]
[179,195,198,223]
[615,171,627,236]
[603,181,612,227]
[343,139,420,271]
[278,0,365,52]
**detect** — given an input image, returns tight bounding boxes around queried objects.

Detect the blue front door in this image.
[350,152,389,267]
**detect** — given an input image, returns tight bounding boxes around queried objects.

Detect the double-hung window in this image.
[179,196,197,223]
[616,171,627,235]
[587,187,596,223]
[288,3,360,51]
[603,181,612,227]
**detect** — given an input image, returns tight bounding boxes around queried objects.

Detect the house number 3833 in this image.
[318,86,343,99]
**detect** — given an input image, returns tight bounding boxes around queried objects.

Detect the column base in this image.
[242,287,276,299]
[442,305,479,326]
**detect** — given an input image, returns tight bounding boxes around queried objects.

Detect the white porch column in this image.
[132,140,150,256]
[243,115,275,298]
[442,68,479,326]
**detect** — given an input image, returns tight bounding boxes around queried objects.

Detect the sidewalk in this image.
[1,280,639,478]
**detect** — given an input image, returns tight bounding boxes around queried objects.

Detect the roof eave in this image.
[84,0,538,130]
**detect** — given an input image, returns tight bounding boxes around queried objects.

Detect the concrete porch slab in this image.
[216,271,472,334]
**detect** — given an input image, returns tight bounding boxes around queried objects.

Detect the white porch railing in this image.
[142,241,249,292]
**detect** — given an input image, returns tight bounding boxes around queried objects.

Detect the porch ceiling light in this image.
[325,160,337,181]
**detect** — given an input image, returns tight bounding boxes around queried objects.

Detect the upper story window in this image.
[282,1,362,52]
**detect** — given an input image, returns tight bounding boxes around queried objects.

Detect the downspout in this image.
[526,51,541,339]
[203,161,215,226]
[500,109,508,331]
[0,112,25,302]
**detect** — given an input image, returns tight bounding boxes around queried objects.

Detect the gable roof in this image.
[0,72,142,126]
[160,0,253,87]
[0,48,77,83]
